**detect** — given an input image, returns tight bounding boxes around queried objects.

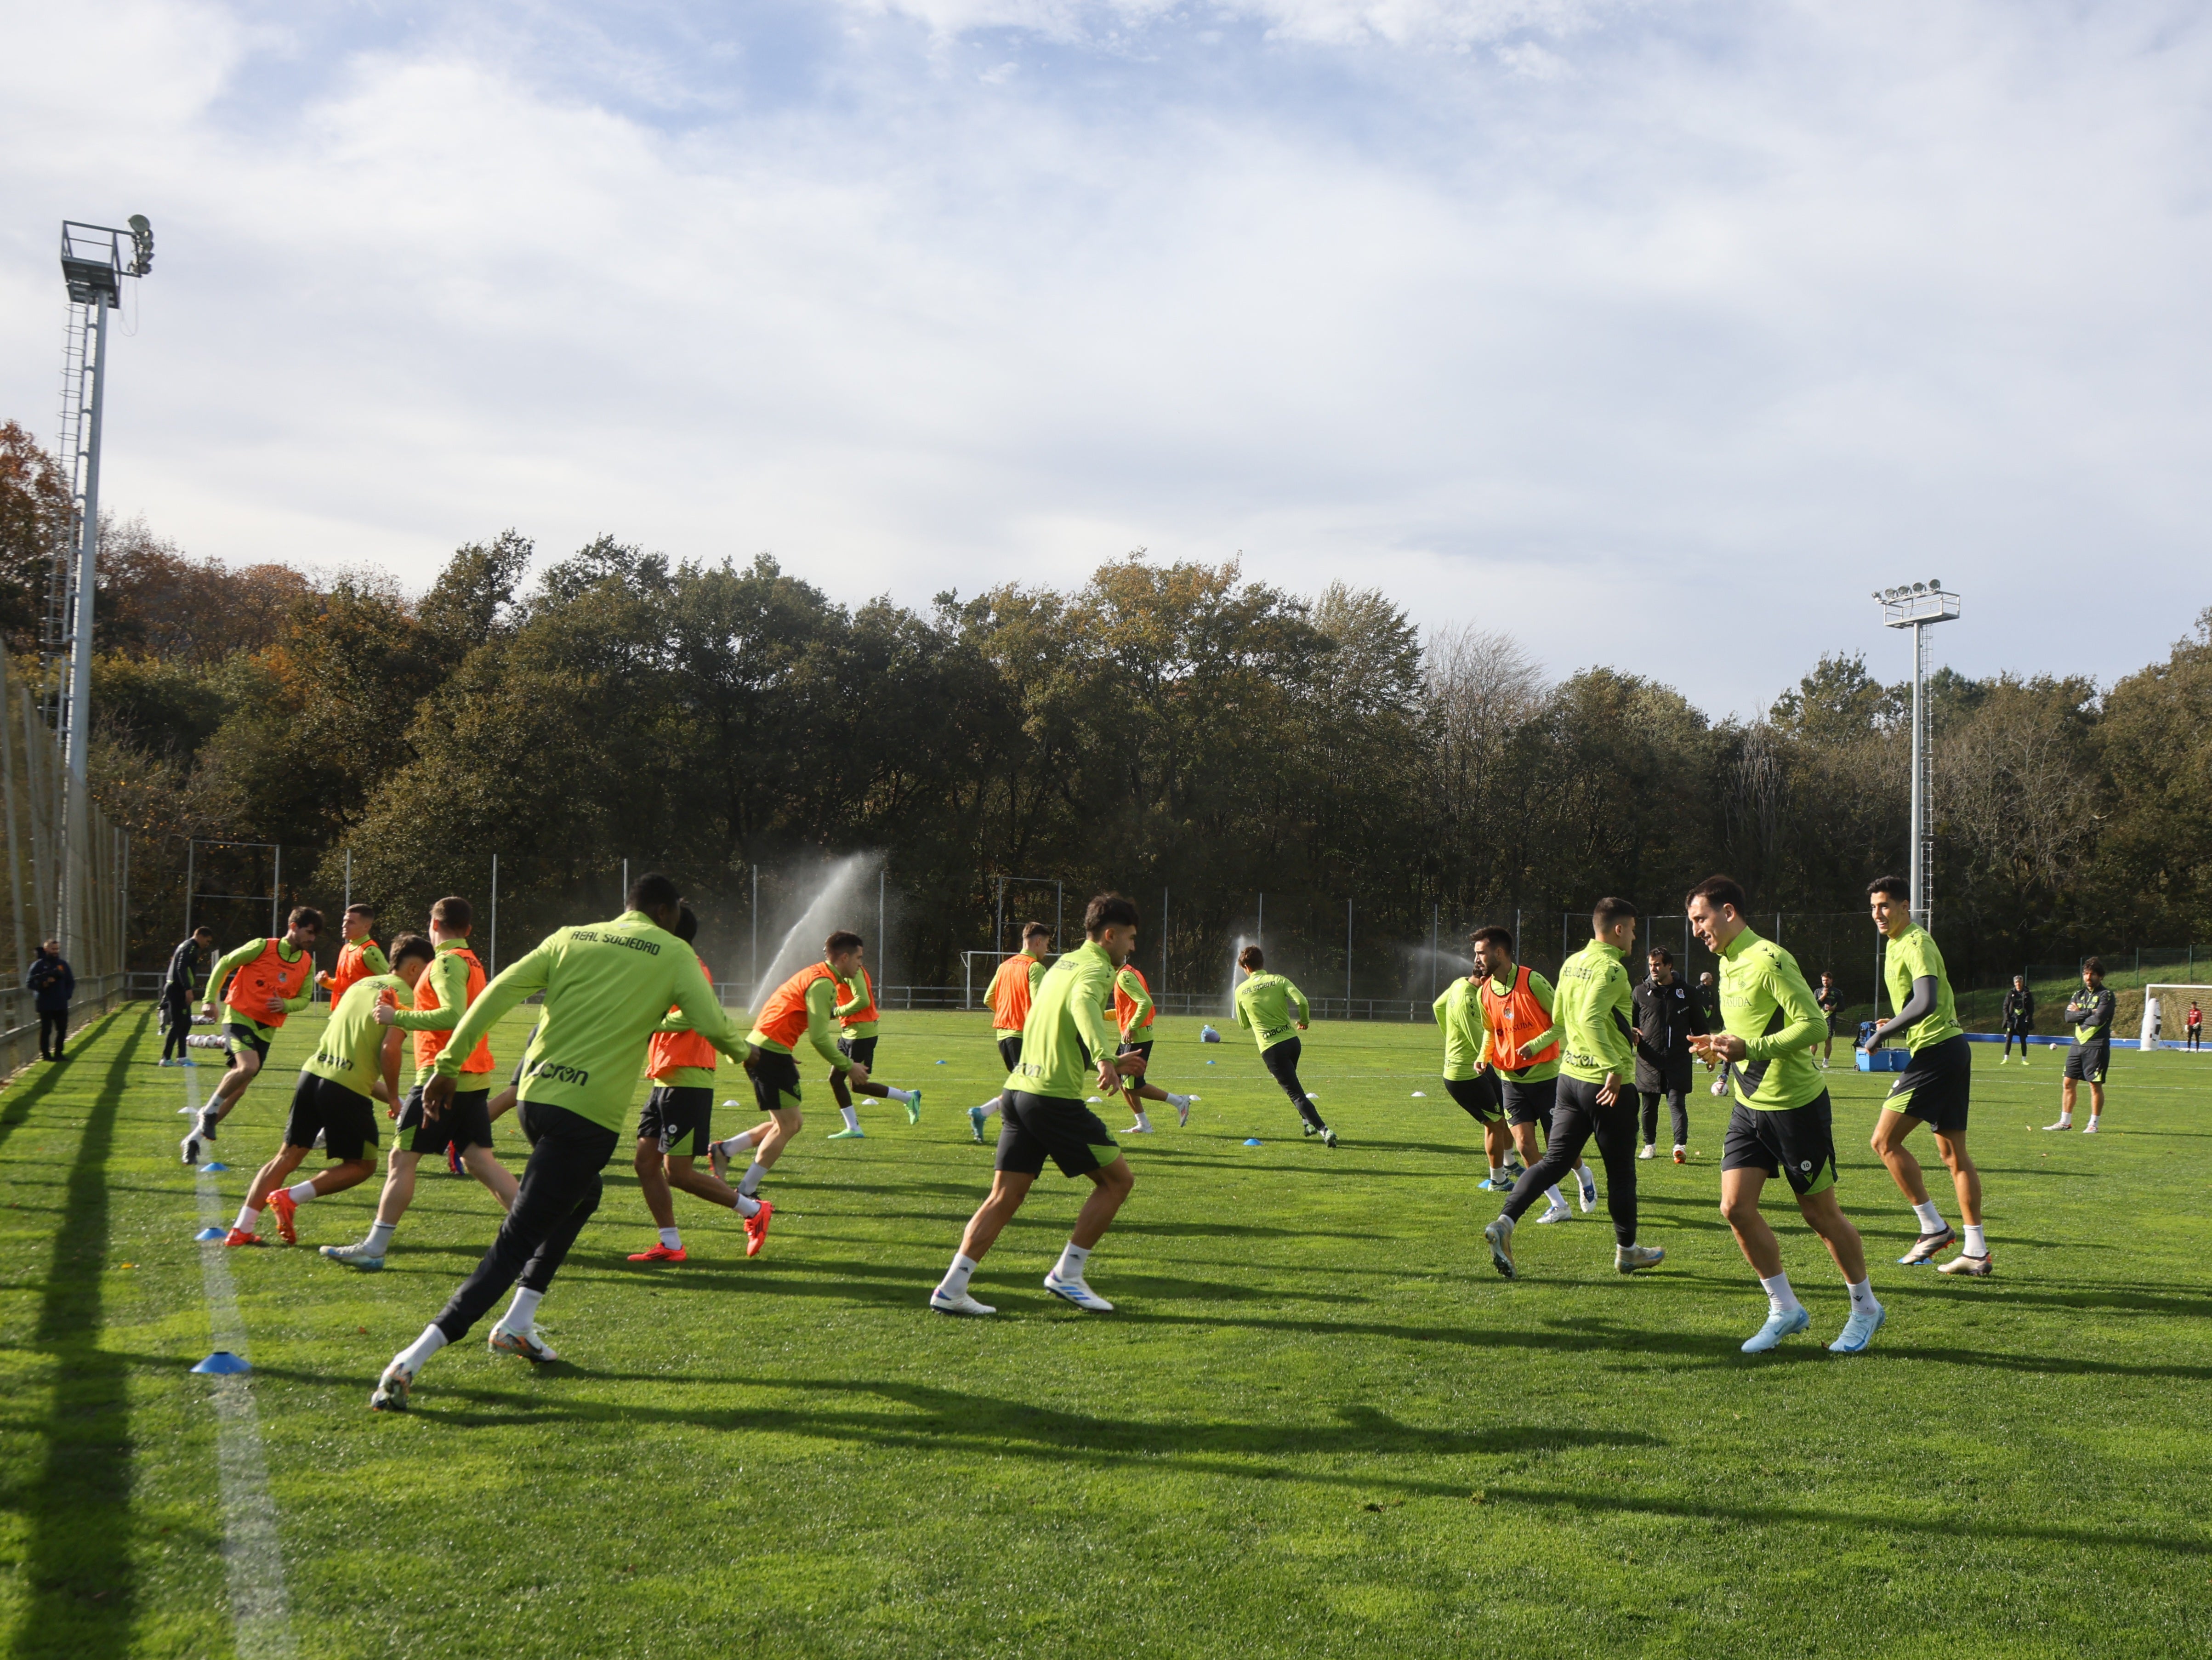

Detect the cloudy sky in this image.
[4,0,2207,713]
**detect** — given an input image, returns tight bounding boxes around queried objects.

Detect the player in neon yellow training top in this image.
[1234,945,1334,1146]
[1687,875,1884,1358]
[930,894,1146,1317]
[1863,875,1988,1277]
[1433,963,1514,1183]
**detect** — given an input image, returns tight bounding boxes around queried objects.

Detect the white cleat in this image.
[1534,1203,1572,1225]
[1172,1094,1194,1127]
[1043,1274,1114,1312]
[1126,1121,1154,1135]
[1615,1243,1665,1273]
[1827,1304,1886,1354]
[369,1360,415,1412]
[1741,1306,1812,1353]
[2041,1119,2073,1132]
[320,1241,386,1270]
[929,1287,997,1316]
[2082,1120,2101,1135]
[1578,1174,1598,1212]
[1638,1143,1655,1160]
[707,1138,730,1183]
[489,1324,559,1364]
[179,1130,204,1165]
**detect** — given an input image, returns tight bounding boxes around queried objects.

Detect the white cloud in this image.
[2,0,2210,713]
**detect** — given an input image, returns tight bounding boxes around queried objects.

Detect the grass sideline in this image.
[3,1003,2209,1659]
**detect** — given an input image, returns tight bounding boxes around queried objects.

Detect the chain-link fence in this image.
[0,654,129,1076]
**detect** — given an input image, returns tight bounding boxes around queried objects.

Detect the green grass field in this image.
[4,1004,2209,1659]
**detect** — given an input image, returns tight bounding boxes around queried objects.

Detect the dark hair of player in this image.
[1085,894,1140,935]
[431,895,472,932]
[629,872,680,913]
[288,905,324,932]
[1470,926,1513,955]
[1593,896,1637,929]
[826,929,862,955]
[193,925,214,939]
[344,902,377,921]
[1684,875,1748,915]
[1648,946,1673,966]
[2082,955,2103,979]
[1865,875,1910,902]
[1022,921,1051,943]
[1238,944,1264,971]
[672,905,698,945]
[390,932,436,969]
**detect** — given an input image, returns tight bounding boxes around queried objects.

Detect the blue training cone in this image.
[191,1351,250,1375]
[1243,1137,1263,1147]
[199,1161,228,1173]
[193,1225,226,1241]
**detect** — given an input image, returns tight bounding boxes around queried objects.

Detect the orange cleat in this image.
[1672,1147,1687,1164]
[268,1188,299,1244]
[223,1226,265,1248]
[627,1243,688,1263]
[744,1199,773,1258]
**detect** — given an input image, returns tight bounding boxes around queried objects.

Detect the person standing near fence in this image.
[26,939,74,1063]
[2000,976,2036,1064]
[159,926,214,1066]
[1633,947,1704,1162]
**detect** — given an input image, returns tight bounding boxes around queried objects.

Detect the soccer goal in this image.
[2139,985,2212,1050]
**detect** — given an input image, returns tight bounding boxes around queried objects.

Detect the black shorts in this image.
[995,1090,1120,1179]
[1824,1012,1843,1035]
[1118,1039,1154,1063]
[996,1034,1024,1073]
[746,1046,803,1114]
[1499,1074,1557,1128]
[637,1085,714,1157]
[1722,1094,1837,1197]
[285,1072,378,1163]
[227,1023,272,1065]
[2064,1042,2109,1083]
[836,1035,879,1069]
[1444,1074,1504,1124]
[1883,1033,1972,1133]
[398,1085,495,1154]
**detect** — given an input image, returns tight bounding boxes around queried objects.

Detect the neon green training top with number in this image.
[1555,939,1636,1084]
[1882,923,1961,1052]
[209,937,315,1039]
[1715,927,1827,1111]
[1235,971,1310,1054]
[303,972,411,1099]
[1006,939,1119,1099]
[434,910,748,1135]
[1433,978,1485,1080]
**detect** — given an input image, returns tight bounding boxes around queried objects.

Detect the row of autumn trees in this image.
[4,421,2207,999]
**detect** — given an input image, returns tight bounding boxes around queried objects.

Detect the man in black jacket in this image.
[2000,976,2035,1064]
[1633,947,1706,1163]
[161,927,216,1066]
[25,939,74,1062]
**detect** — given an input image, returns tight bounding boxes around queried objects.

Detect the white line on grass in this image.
[186,1066,299,1660]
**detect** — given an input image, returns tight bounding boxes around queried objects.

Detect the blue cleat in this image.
[1827,1304,1887,1354]
[1741,1306,1812,1353]
[904,1089,921,1127]
[967,1105,988,1143]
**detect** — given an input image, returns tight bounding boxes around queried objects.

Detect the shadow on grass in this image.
[0,1009,125,1157]
[13,1011,145,1660]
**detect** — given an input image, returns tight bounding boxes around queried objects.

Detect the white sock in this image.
[1489,1166,1509,1183]
[1963,1223,1986,1255]
[1052,1241,1091,1283]
[1760,1272,1803,1314]
[286,1179,318,1205]
[730,1191,761,1218]
[938,1251,978,1297]
[1131,1110,1152,1131]
[232,1202,260,1233]
[1544,1185,1567,1212]
[2055,1110,2073,1126]
[395,1324,448,1371]
[839,1105,861,1131]
[885,1086,914,1103]
[364,1219,397,1253]
[1576,1163,1595,1185]
[1847,1278,1879,1313]
[497,1286,544,1334]
[658,1227,682,1251]
[1167,1093,1191,1109]
[739,1161,767,1198]
[975,1097,1003,1120]
[1911,1200,1944,1233]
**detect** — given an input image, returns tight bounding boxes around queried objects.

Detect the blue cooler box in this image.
[1856,1046,1909,1073]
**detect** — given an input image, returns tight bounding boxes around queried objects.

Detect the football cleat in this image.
[369,1361,414,1412]
[626,1243,688,1263]
[826,1125,866,1140]
[1579,1174,1598,1211]
[708,1138,731,1183]
[904,1089,921,1126]
[1827,1304,1886,1354]
[180,1131,203,1165]
[1534,1203,1572,1225]
[489,1325,559,1364]
[1319,1127,1339,1148]
[446,1141,464,1176]
[744,1199,774,1258]
[1638,1143,1655,1160]
[1483,1217,1515,1279]
[1672,1145,1687,1164]
[967,1105,988,1143]
[1937,1251,1994,1277]
[1615,1243,1666,1273]
[1043,1274,1114,1312]
[1175,1094,1194,1128]
[1741,1306,1812,1353]
[223,1227,264,1248]
[929,1287,996,1316]
[1898,1225,1956,1266]
[320,1241,385,1270]
[267,1188,299,1245]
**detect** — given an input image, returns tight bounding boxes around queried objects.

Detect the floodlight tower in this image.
[53,216,154,955]
[1873,580,1960,926]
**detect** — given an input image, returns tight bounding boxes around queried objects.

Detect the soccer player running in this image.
[181,907,323,1165]
[371,874,752,1410]
[1483,900,1665,1279]
[226,933,436,1247]
[1632,946,1705,1162]
[1863,877,1989,1276]
[1112,959,1196,1134]
[2046,958,2115,1133]
[931,894,1144,1315]
[1470,927,1591,1218]
[969,923,1051,1142]
[2000,976,2036,1064]
[321,897,519,1269]
[826,950,921,1139]
[1433,957,1513,1185]
[1234,945,1335,1146]
[1814,972,1844,1069]
[703,933,864,1207]
[159,925,215,1066]
[1685,876,1884,1354]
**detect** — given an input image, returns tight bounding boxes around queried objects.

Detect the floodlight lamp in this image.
[1911,582,1925,592]
[127,214,154,277]
[1929,577,1942,591]
[1871,591,1882,601]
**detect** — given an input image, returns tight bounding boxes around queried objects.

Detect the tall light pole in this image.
[1874,580,1960,927]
